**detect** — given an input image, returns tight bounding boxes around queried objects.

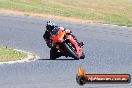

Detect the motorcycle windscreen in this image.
[51,28,59,36]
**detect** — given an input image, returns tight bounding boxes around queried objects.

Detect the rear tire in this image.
[50,47,58,60]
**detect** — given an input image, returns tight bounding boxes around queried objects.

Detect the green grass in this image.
[0,0,132,26]
[0,47,27,62]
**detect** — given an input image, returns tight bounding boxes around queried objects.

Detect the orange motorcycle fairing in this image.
[66,35,83,58]
[51,29,65,43]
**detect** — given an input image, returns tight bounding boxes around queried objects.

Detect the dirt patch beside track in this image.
[0,9,103,23]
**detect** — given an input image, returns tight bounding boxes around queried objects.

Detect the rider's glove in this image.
[65,29,71,34]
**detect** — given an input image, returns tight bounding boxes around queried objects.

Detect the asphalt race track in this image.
[0,13,132,88]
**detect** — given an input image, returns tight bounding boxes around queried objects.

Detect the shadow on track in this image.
[38,59,79,60]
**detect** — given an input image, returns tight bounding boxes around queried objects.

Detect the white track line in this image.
[89,23,132,29]
[0,48,40,65]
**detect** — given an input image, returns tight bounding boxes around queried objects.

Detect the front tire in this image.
[62,43,79,60]
[80,52,85,59]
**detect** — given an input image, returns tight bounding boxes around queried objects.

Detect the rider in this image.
[43,21,83,48]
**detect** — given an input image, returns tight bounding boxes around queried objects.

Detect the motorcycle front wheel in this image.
[61,43,79,60]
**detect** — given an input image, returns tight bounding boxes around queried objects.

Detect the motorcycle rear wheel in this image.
[50,47,58,60]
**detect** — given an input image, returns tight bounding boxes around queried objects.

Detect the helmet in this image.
[46,21,55,31]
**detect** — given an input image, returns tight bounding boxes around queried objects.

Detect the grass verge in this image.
[0,47,27,62]
[0,0,132,26]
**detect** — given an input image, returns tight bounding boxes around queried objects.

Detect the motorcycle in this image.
[50,27,85,60]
